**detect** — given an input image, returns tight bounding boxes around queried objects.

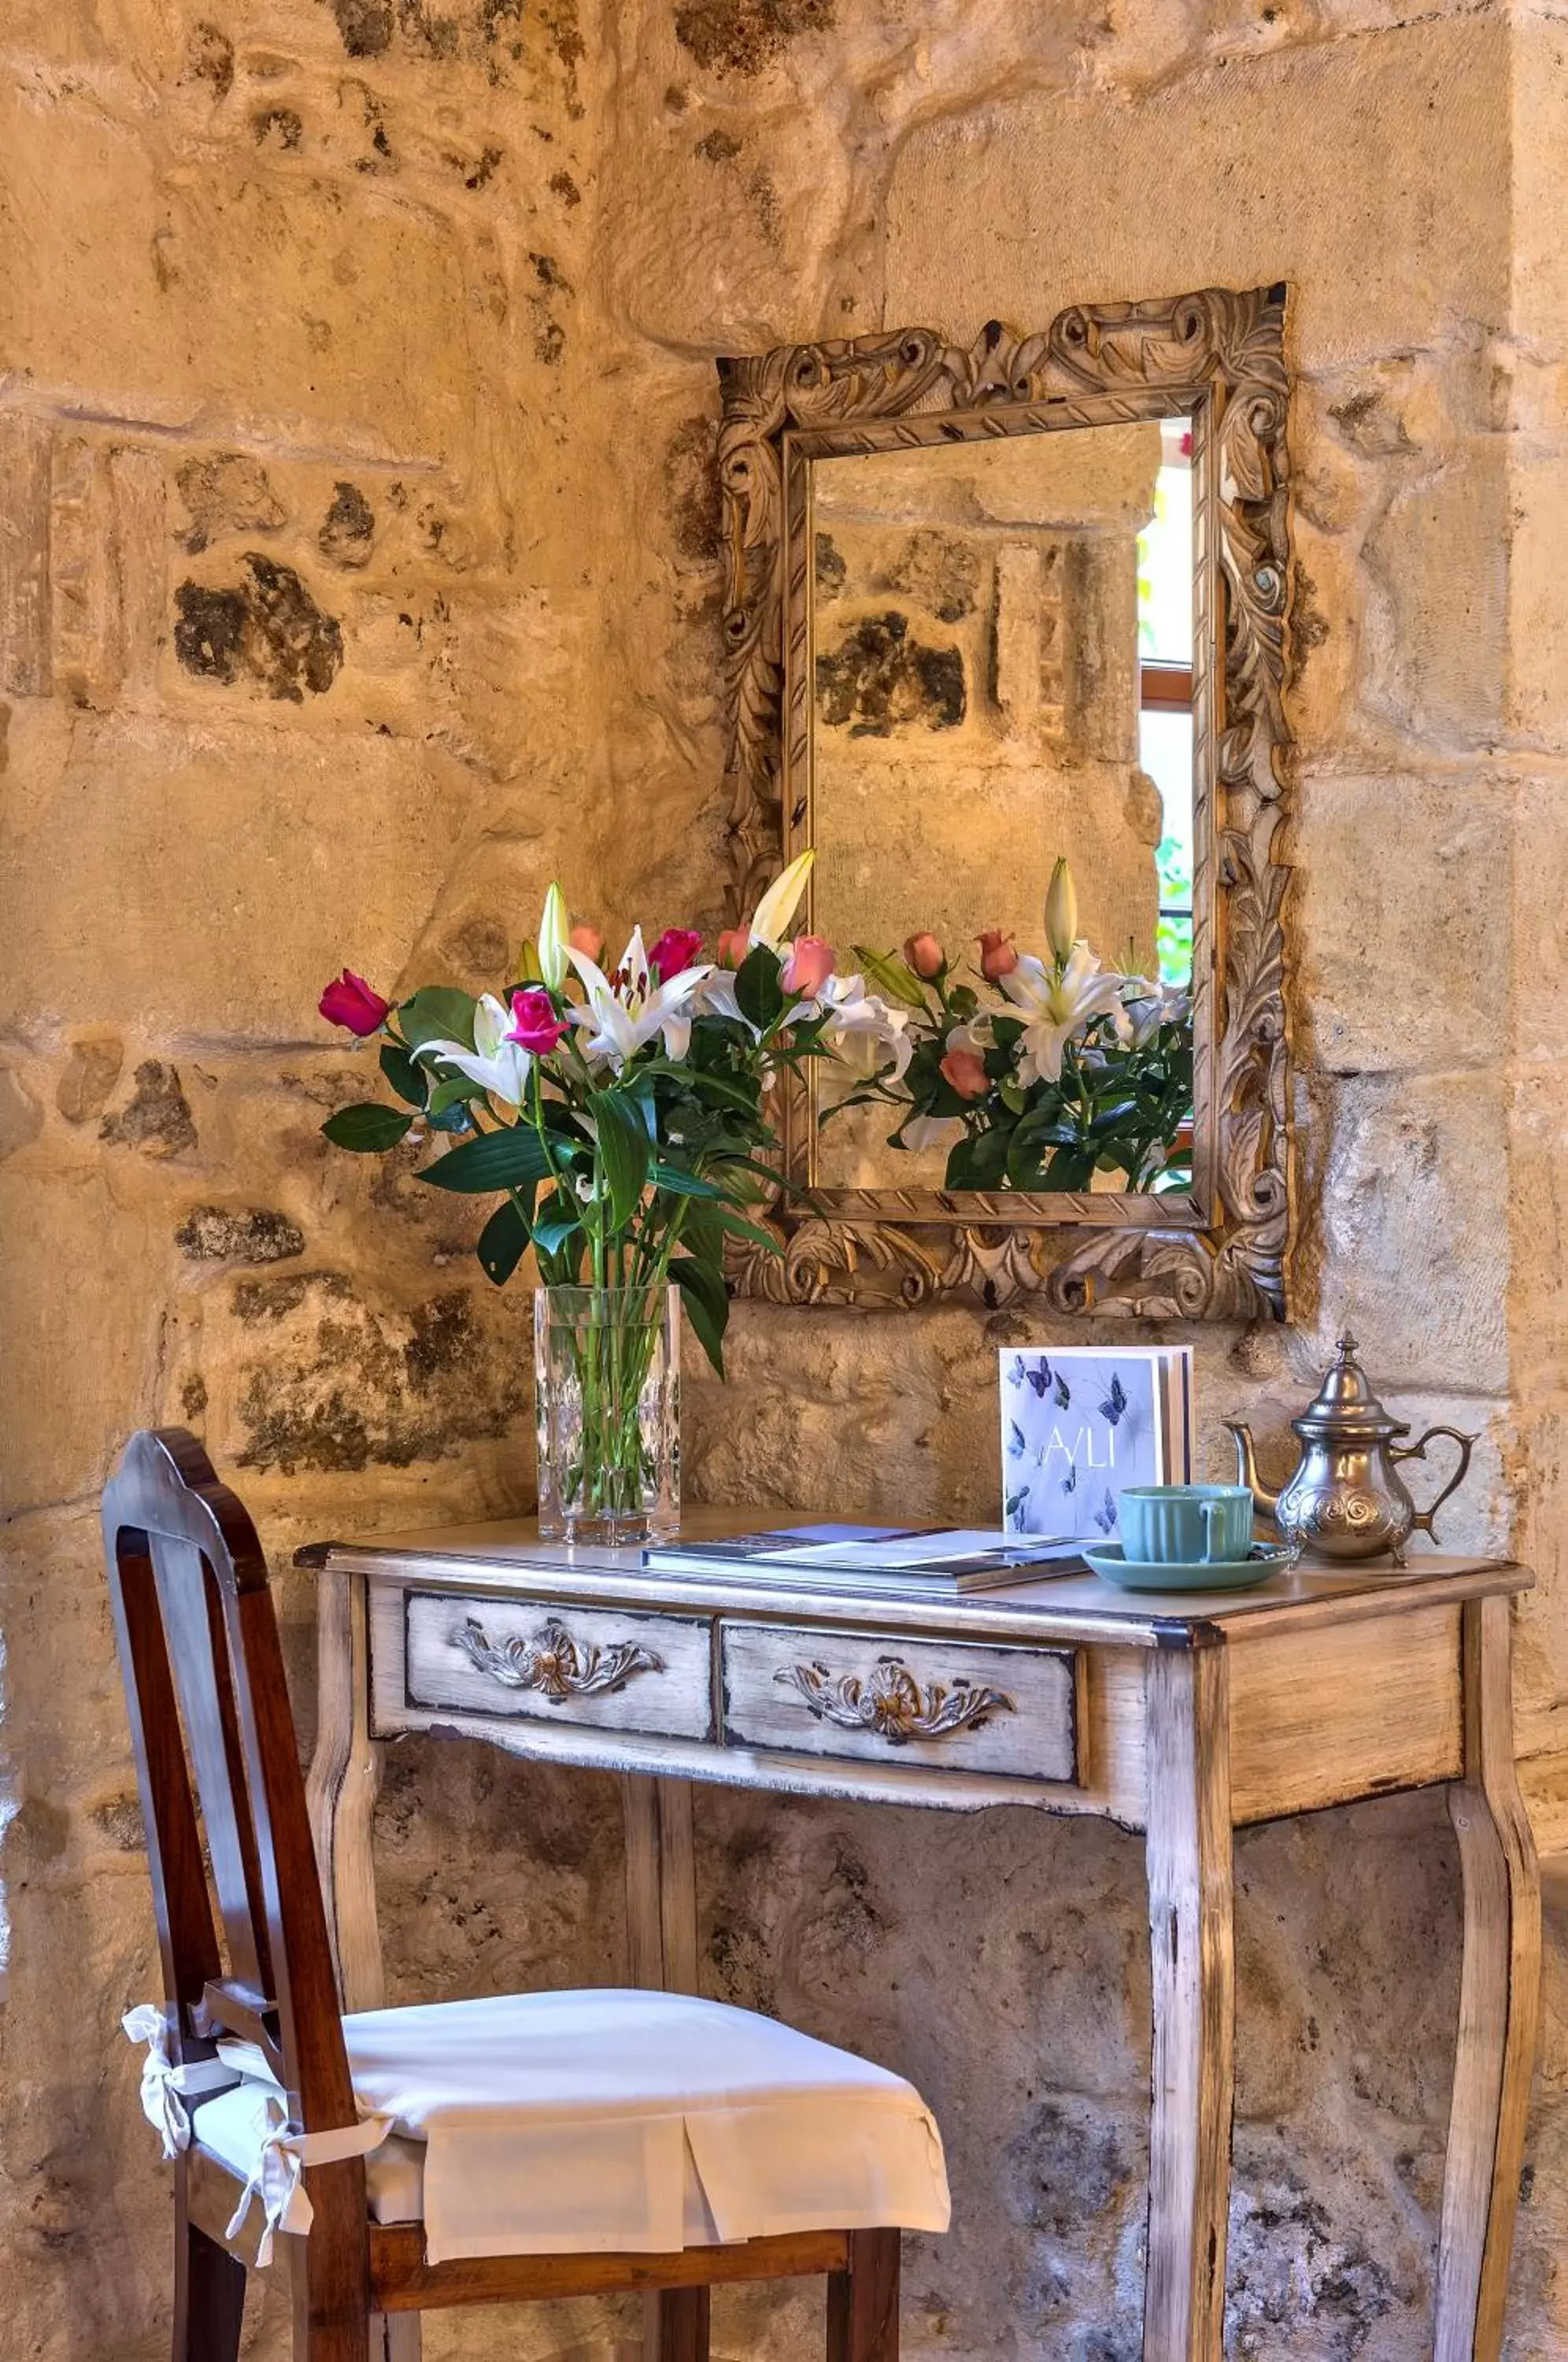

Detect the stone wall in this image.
[2,5,1566,2361]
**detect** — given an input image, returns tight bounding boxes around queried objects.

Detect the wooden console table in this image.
[299,1517,1540,2362]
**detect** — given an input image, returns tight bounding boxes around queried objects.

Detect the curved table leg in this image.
[1435,1596,1541,2362]
[305,1567,386,2015]
[1143,1642,1235,2362]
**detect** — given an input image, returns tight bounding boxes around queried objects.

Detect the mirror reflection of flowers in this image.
[821,857,1194,1195]
[314,851,914,1375]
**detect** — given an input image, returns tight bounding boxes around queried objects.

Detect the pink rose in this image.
[507,987,569,1055]
[782,934,835,997]
[976,928,1018,983]
[940,1046,989,1101]
[648,926,704,983]
[319,969,391,1035]
[903,931,945,980]
[568,923,605,962]
[716,925,751,969]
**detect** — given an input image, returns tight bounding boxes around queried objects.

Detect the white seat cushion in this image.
[194,1986,949,2266]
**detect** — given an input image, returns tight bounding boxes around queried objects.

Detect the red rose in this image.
[648,927,704,983]
[319,970,391,1035]
[506,987,570,1055]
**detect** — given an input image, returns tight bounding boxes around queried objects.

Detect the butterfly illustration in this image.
[1007,1419,1026,1457]
[1093,1488,1119,1536]
[1004,1486,1031,1524]
[1021,1357,1053,1399]
[1060,1464,1078,1496]
[1054,1373,1071,1409]
[1099,1374,1128,1427]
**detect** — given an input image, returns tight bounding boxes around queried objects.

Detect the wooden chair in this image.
[104,1428,945,2362]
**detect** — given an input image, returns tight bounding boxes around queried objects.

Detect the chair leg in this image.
[649,2286,711,2362]
[827,2230,900,2362]
[172,2211,246,2362]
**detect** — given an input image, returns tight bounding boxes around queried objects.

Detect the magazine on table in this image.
[641,1523,1087,1595]
[999,1346,1193,1546]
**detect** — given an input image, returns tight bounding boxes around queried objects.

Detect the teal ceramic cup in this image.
[1119,1484,1255,1565]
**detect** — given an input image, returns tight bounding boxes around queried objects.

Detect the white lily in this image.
[945,1014,994,1059]
[538,882,570,991]
[415,993,533,1112]
[749,849,815,952]
[812,972,913,1083]
[999,946,1128,1085]
[1118,976,1191,1050]
[568,927,712,1070]
[693,965,751,1030]
[900,1113,964,1154]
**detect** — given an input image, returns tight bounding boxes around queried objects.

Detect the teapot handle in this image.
[1390,1424,1476,1541]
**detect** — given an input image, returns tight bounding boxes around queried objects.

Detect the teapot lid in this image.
[1292,1333,1408,1441]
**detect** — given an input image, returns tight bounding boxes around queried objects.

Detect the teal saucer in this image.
[1082,1540,1296,1594]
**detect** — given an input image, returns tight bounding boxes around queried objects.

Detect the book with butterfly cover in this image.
[999,1346,1193,1545]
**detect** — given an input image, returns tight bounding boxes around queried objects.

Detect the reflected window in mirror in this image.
[1137,420,1195,987]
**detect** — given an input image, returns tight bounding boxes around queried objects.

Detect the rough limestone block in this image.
[0,1168,166,1515]
[883,19,1509,372]
[1359,433,1510,750]
[0,80,474,462]
[605,91,853,348]
[1507,450,1568,753]
[0,713,475,1041]
[1300,1071,1511,1396]
[1290,772,1512,1074]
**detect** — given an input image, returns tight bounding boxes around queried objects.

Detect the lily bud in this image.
[1045,857,1078,968]
[749,848,815,952]
[538,882,570,990]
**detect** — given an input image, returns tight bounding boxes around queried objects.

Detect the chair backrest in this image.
[102,1428,357,2138]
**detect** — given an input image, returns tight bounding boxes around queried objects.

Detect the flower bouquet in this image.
[822,859,1193,1195]
[316,853,908,1539]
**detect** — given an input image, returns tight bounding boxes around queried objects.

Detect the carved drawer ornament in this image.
[716,283,1296,1323]
[453,1616,664,1702]
[773,1653,1014,1746]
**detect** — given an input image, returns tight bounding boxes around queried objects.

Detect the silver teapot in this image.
[1225,1334,1474,1564]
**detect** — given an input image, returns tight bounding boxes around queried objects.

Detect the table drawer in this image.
[719,1622,1078,1783]
[399,1592,713,1740]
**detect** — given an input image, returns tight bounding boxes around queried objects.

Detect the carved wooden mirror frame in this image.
[716,283,1293,1320]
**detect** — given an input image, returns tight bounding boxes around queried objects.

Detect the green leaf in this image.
[735,944,786,1032]
[532,1209,581,1259]
[320,1102,415,1153]
[590,1090,651,1233]
[427,1073,484,1116]
[850,946,928,1009]
[417,1124,553,1194]
[671,1254,729,1377]
[426,1072,484,1133]
[398,987,478,1053]
[649,1163,724,1199]
[711,1205,783,1257]
[379,1043,429,1109]
[476,1198,531,1286]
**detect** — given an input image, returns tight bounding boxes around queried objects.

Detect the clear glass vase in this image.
[534,1284,680,1545]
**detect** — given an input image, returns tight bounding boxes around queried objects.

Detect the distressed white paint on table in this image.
[300,1514,1540,2362]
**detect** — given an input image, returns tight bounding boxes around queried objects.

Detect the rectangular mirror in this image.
[716,286,1295,1321]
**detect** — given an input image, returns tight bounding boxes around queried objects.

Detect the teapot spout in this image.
[1224,1420,1281,1524]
